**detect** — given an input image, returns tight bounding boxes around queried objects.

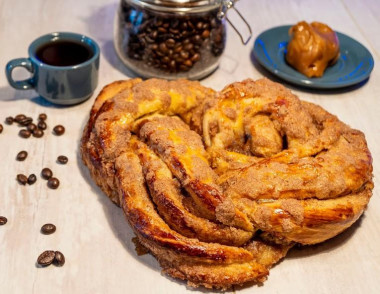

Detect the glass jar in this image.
[114,0,230,80]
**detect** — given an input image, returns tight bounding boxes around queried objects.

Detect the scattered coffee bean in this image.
[14,114,26,123]
[53,125,65,136]
[37,250,56,266]
[28,174,37,185]
[54,251,65,266]
[0,216,7,225]
[16,151,28,161]
[27,123,37,132]
[19,129,31,138]
[37,120,47,130]
[17,174,28,185]
[0,124,3,134]
[41,223,56,235]
[38,113,47,121]
[47,177,60,189]
[32,129,44,138]
[5,117,14,125]
[41,168,53,180]
[18,117,33,126]
[57,155,68,164]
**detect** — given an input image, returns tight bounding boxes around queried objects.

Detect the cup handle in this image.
[5,58,35,90]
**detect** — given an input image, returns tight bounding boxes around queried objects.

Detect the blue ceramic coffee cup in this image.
[5,32,100,105]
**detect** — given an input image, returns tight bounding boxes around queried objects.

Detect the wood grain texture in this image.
[0,0,379,293]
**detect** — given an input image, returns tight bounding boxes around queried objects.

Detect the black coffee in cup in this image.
[5,32,100,105]
[36,40,94,66]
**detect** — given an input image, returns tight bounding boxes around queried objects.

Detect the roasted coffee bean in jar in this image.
[114,0,227,79]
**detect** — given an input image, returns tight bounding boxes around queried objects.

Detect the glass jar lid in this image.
[125,0,222,13]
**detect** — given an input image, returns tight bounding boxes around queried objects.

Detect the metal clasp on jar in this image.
[218,0,252,45]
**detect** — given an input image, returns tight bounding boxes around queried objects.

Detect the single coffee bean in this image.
[37,121,47,130]
[157,27,167,33]
[33,129,44,138]
[18,117,33,126]
[5,117,14,125]
[184,43,194,51]
[201,30,210,39]
[0,216,7,225]
[174,44,183,53]
[17,174,28,185]
[169,28,179,34]
[180,21,188,30]
[183,59,193,67]
[37,250,56,266]
[27,123,37,132]
[165,38,175,48]
[41,168,53,180]
[150,30,157,39]
[158,42,168,53]
[54,251,65,266]
[57,155,68,164]
[173,53,181,62]
[41,223,56,235]
[16,151,28,161]
[179,65,190,72]
[154,19,163,27]
[0,124,3,134]
[19,129,31,138]
[14,114,26,123]
[53,125,65,136]
[162,56,170,64]
[156,50,164,57]
[28,174,37,185]
[48,177,60,189]
[180,50,189,59]
[193,34,202,44]
[191,53,200,62]
[145,36,155,43]
[214,32,222,43]
[38,113,47,121]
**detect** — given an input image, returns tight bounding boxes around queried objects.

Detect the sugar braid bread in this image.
[81,78,372,289]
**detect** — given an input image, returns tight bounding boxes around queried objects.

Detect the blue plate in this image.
[253,25,374,89]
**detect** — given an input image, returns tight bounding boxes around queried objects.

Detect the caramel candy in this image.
[286,21,340,78]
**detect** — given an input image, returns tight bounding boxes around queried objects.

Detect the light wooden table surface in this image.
[1,0,379,293]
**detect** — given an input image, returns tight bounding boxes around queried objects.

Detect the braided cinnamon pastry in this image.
[81,78,373,289]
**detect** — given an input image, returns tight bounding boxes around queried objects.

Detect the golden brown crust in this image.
[81,78,373,289]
